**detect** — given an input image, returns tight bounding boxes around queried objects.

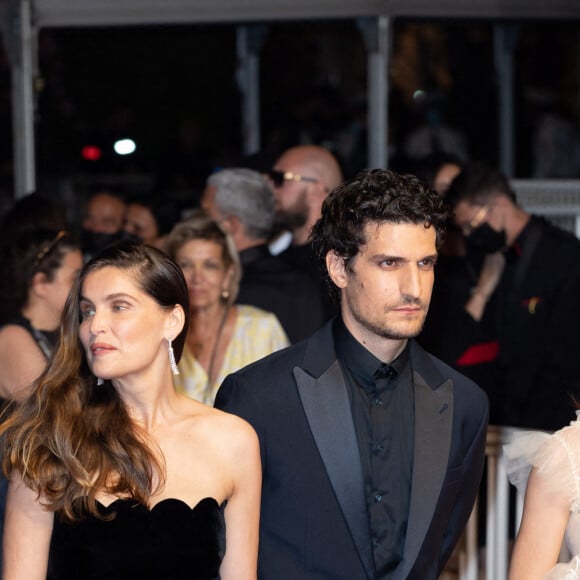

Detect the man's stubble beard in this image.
[347,294,429,341]
[272,188,309,233]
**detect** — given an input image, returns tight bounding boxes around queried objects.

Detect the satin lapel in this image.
[294,362,374,580]
[395,368,453,580]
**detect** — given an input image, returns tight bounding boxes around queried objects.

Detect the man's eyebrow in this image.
[372,253,405,261]
[370,253,439,262]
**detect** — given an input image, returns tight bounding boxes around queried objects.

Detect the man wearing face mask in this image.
[442,162,580,430]
[81,190,128,260]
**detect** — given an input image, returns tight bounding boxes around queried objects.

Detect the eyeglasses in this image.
[266,169,319,188]
[461,205,490,235]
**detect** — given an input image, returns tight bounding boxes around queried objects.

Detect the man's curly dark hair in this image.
[310,168,448,302]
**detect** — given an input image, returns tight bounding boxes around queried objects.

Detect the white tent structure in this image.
[2,0,580,197]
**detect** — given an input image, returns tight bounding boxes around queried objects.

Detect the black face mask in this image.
[81,230,123,257]
[466,222,507,254]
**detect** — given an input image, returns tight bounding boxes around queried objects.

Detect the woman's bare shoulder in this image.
[184,403,258,459]
[177,396,256,439]
[0,324,39,349]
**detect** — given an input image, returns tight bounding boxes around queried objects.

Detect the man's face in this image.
[82,193,126,234]
[331,222,438,342]
[268,153,316,232]
[453,200,490,236]
[453,199,507,253]
[200,185,221,222]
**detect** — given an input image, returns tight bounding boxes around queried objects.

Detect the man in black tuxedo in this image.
[215,169,488,580]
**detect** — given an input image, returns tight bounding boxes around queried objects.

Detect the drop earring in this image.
[96,377,104,386]
[168,338,180,375]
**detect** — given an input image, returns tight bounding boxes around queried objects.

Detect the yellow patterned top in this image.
[174,304,289,405]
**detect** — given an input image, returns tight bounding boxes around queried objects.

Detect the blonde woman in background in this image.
[166,210,289,404]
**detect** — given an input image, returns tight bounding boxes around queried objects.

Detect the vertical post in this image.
[495,451,509,580]
[486,447,498,580]
[461,503,479,580]
[494,24,518,178]
[358,16,390,169]
[236,25,267,157]
[5,0,37,197]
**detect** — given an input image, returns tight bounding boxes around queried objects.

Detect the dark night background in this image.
[0,18,579,212]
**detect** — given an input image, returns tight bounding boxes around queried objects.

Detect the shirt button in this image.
[373,443,385,455]
[371,537,379,548]
[374,493,383,503]
[373,397,383,406]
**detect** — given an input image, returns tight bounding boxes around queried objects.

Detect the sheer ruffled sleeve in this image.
[544,555,580,579]
[504,416,580,513]
[505,416,580,579]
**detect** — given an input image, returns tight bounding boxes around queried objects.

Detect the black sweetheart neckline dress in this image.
[47,497,225,580]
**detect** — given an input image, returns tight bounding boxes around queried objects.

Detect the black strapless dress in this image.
[47,497,225,580]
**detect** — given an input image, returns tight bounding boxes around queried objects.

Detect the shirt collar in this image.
[333,317,410,389]
[506,216,536,260]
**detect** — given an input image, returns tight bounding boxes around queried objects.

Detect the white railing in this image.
[512,179,580,238]
[454,425,553,580]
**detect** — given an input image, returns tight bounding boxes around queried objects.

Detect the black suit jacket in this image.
[215,320,488,580]
[237,244,336,343]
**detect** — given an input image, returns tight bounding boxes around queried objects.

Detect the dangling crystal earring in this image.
[96,377,104,386]
[168,338,180,375]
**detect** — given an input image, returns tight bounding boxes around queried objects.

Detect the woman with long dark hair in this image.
[0,241,260,580]
[0,228,82,400]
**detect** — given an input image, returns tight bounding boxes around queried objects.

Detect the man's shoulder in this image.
[535,216,580,256]
[413,341,488,406]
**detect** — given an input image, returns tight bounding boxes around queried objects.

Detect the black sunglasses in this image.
[266,169,319,187]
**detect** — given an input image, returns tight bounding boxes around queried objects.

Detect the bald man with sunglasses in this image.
[265,145,343,328]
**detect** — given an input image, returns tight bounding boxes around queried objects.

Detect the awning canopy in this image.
[29,0,580,27]
[2,0,580,197]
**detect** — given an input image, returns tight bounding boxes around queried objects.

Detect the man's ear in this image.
[166,304,186,338]
[222,215,241,237]
[310,180,328,204]
[326,251,348,289]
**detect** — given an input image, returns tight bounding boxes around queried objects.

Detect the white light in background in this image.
[113,139,136,155]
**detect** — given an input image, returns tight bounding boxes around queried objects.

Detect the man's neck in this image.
[341,313,408,364]
[235,236,267,253]
[506,209,531,247]
[292,225,314,246]
[21,300,58,332]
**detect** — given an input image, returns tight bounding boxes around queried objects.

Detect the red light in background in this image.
[81,145,102,161]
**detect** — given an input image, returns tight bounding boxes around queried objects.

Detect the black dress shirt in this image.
[334,318,414,578]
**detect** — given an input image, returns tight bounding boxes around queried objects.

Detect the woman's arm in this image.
[509,466,570,580]
[0,326,48,401]
[3,475,54,580]
[220,419,261,580]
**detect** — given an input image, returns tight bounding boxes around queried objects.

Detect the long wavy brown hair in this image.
[0,241,190,522]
